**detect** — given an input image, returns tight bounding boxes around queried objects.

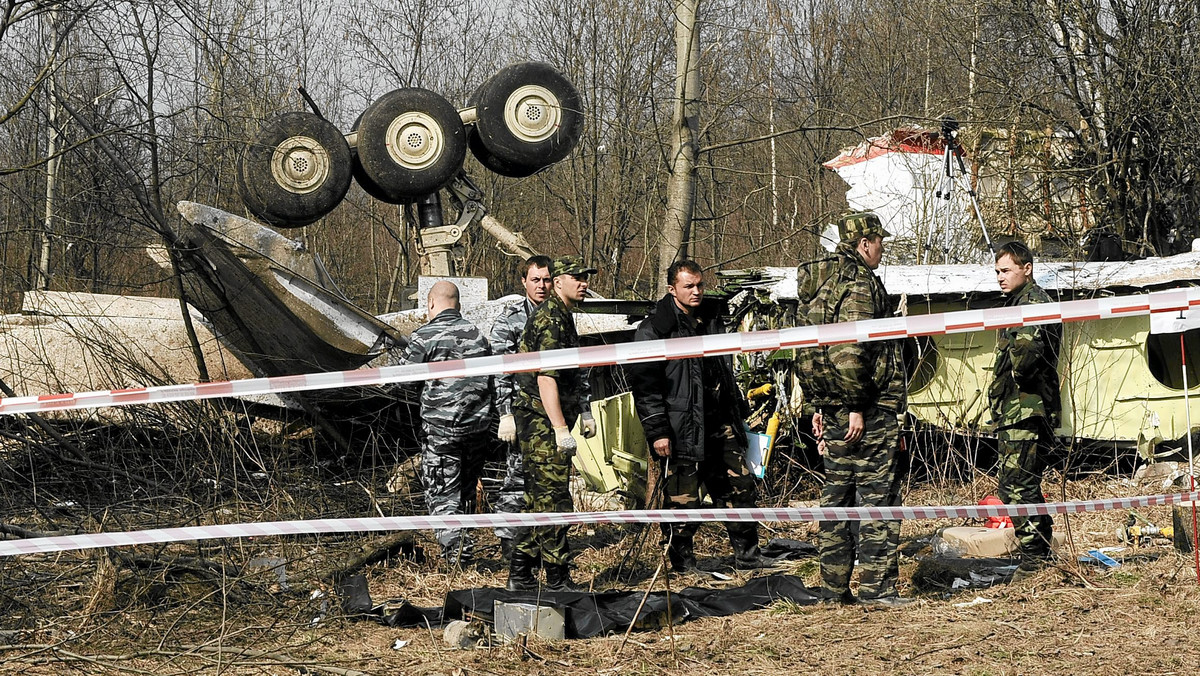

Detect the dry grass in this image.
[2,430,1199,675]
[337,478,1200,676]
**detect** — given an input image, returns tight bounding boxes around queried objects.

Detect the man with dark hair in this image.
[396,281,493,567]
[489,255,593,558]
[800,211,910,607]
[506,256,597,592]
[990,240,1061,581]
[627,260,768,573]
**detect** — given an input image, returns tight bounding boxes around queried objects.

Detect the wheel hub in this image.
[385,112,444,169]
[271,136,330,194]
[504,85,561,143]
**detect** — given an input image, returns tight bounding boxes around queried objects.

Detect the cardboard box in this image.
[936,526,1066,558]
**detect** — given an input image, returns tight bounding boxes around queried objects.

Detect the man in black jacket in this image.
[628,260,767,572]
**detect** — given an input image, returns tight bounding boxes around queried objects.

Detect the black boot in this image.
[506,549,539,592]
[544,562,584,592]
[499,537,514,561]
[443,540,474,569]
[729,526,773,570]
[667,532,698,573]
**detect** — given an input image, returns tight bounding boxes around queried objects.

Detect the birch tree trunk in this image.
[658,0,701,292]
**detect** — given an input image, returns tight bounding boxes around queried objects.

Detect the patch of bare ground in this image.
[3,448,1199,675]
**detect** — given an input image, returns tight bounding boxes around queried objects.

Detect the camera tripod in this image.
[921,116,996,264]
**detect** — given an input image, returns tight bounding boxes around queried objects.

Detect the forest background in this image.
[4,0,1199,311]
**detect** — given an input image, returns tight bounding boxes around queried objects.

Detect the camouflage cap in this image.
[552,255,598,277]
[838,211,891,242]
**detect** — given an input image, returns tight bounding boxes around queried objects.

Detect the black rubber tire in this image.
[349,112,401,203]
[355,88,466,203]
[237,112,353,228]
[466,127,540,178]
[469,62,582,171]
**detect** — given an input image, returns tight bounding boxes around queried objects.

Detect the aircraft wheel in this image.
[237,112,352,228]
[354,88,466,203]
[349,112,399,203]
[468,62,582,173]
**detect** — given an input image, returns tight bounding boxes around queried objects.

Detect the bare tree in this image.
[658,0,702,290]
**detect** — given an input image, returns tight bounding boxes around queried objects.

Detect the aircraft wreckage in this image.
[4,69,1200,503]
[723,248,1200,464]
[5,199,1200,496]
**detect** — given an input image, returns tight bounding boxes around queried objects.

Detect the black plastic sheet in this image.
[433,574,821,639]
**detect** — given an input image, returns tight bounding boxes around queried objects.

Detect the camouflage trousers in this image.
[996,422,1053,560]
[819,406,905,600]
[492,441,525,541]
[512,403,576,566]
[420,427,487,564]
[659,423,759,545]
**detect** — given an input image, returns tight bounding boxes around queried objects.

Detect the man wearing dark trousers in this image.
[628,260,768,573]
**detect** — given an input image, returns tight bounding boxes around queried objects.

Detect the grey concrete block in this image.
[493,600,565,641]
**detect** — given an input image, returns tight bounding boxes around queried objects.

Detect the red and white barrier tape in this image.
[1,287,1198,416]
[2,491,1195,557]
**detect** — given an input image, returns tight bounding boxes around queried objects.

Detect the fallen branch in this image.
[0,377,91,464]
[909,631,990,660]
[125,553,241,580]
[617,558,664,656]
[317,532,418,584]
[0,522,68,539]
[183,644,369,676]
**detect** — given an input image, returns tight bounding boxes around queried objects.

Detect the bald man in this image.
[396,281,493,566]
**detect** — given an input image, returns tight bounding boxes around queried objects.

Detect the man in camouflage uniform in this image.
[397,281,493,567]
[799,211,911,607]
[628,260,769,573]
[506,255,597,592]
[490,255,594,558]
[989,240,1061,580]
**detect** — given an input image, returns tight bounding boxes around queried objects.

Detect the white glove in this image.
[579,412,597,439]
[553,425,577,456]
[497,414,517,443]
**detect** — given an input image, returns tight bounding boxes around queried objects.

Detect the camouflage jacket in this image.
[515,293,588,425]
[988,281,1061,429]
[796,241,906,413]
[491,296,590,417]
[397,308,493,436]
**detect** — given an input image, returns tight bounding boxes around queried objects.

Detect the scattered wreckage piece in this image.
[824,126,976,261]
[824,125,1090,264]
[168,201,405,379]
[161,202,424,448]
[0,290,255,422]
